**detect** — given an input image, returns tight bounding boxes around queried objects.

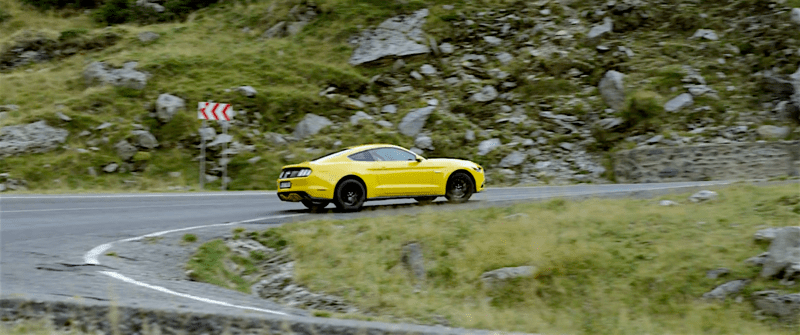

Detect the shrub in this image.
[182,234,197,242]
[619,91,663,131]
[0,7,11,23]
[19,0,100,10]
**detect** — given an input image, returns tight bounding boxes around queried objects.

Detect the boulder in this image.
[138,32,160,43]
[235,86,257,97]
[478,138,501,156]
[761,226,800,279]
[225,238,273,257]
[598,70,625,111]
[690,29,718,41]
[420,64,437,75]
[439,43,454,54]
[701,279,749,301]
[199,127,216,141]
[480,266,537,290]
[342,98,365,110]
[349,9,430,65]
[414,135,434,151]
[483,36,502,46]
[398,106,435,137]
[664,93,694,112]
[689,190,717,203]
[659,200,679,206]
[587,17,613,40]
[155,94,185,123]
[264,132,287,146]
[465,130,475,141]
[293,114,332,139]
[350,111,374,125]
[496,52,513,65]
[382,105,397,114]
[792,8,800,25]
[56,112,71,122]
[208,134,233,148]
[103,163,119,173]
[470,85,499,103]
[756,125,789,140]
[752,291,800,322]
[114,140,138,161]
[401,242,426,284]
[755,227,785,242]
[83,62,148,90]
[0,121,68,157]
[261,21,288,39]
[499,151,527,168]
[131,130,158,149]
[376,120,394,128]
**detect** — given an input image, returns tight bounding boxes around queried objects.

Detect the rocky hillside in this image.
[1,0,799,192]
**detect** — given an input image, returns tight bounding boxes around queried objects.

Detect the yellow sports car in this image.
[277,144,485,211]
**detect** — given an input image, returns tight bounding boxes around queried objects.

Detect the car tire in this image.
[333,179,366,211]
[301,199,329,212]
[414,196,436,205]
[445,172,474,203]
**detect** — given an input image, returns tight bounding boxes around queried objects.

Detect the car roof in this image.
[345,144,402,151]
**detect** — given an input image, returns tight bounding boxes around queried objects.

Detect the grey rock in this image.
[138,31,160,43]
[342,98,365,110]
[478,138,501,156]
[706,268,730,279]
[410,71,424,80]
[598,70,625,110]
[293,114,332,139]
[79,130,91,137]
[135,0,164,12]
[87,167,97,177]
[428,36,439,56]
[483,36,502,45]
[382,105,397,114]
[746,252,770,266]
[350,111,374,125]
[349,9,430,65]
[208,134,233,147]
[691,29,718,41]
[659,200,679,206]
[439,42,454,54]
[480,266,536,290]
[103,163,119,173]
[0,184,5,192]
[755,227,785,242]
[752,291,800,322]
[204,174,219,183]
[470,85,498,102]
[761,226,800,279]
[287,21,309,36]
[401,242,426,284]
[168,171,182,178]
[664,93,694,112]
[0,105,19,112]
[114,140,138,161]
[559,142,574,151]
[689,190,718,203]
[261,21,288,39]
[226,238,273,257]
[358,95,378,103]
[420,64,437,75]
[76,148,89,154]
[0,121,68,157]
[398,106,435,137]
[248,156,262,164]
[757,125,789,140]
[235,86,257,97]
[155,94,185,123]
[598,117,624,130]
[199,127,216,141]
[427,98,438,106]
[95,122,113,130]
[499,151,527,168]
[587,17,613,39]
[702,279,749,300]
[645,135,663,144]
[131,130,158,149]
[414,135,434,151]
[792,8,800,25]
[56,112,71,122]
[83,62,148,90]
[393,86,413,93]
[465,130,475,141]
[496,52,513,65]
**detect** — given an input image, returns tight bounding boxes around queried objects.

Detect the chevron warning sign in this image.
[197,102,232,121]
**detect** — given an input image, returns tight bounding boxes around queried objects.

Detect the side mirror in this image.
[415,156,424,162]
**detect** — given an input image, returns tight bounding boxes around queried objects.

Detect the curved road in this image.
[0,181,732,331]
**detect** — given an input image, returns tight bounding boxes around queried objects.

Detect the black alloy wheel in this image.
[301,199,329,212]
[334,179,366,211]
[445,172,474,203]
[414,196,437,205]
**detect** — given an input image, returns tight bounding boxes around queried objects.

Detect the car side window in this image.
[348,151,375,162]
[372,148,416,161]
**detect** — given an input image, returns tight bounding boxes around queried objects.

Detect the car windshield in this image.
[311,149,352,162]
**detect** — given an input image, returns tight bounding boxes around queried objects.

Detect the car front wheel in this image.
[333,179,366,211]
[445,172,473,203]
[301,199,329,212]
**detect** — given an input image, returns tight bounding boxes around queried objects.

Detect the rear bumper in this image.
[277,191,330,202]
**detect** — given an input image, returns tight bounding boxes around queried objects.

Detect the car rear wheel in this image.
[414,196,436,205]
[445,172,473,203]
[301,199,329,212]
[333,179,366,211]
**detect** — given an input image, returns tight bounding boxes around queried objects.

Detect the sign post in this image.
[197,102,233,191]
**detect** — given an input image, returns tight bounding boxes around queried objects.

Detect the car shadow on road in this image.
[272,200,477,218]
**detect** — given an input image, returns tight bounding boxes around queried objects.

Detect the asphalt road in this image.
[0,181,733,321]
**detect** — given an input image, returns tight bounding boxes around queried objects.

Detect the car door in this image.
[371,148,436,196]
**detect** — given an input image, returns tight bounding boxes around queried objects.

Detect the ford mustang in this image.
[276,144,485,211]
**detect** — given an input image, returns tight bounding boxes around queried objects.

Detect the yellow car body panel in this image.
[276,144,485,204]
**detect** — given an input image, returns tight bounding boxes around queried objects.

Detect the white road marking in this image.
[84,214,305,315]
[99,271,289,316]
[1,191,275,200]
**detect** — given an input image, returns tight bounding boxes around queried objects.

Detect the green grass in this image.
[188,183,800,334]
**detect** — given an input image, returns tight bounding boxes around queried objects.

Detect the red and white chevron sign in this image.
[197,102,233,121]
